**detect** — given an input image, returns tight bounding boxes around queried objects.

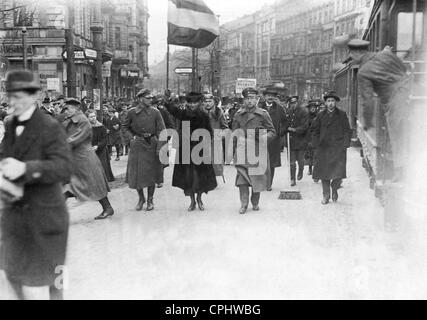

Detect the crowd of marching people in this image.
[0,69,351,300]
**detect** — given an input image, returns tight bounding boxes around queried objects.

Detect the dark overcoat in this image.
[284,106,310,150]
[105,115,121,146]
[124,105,166,189]
[0,108,73,286]
[91,123,115,182]
[259,101,287,168]
[62,111,110,201]
[312,108,352,180]
[165,101,217,195]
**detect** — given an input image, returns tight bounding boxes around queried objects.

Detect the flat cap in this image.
[347,39,370,50]
[242,87,258,98]
[323,90,341,102]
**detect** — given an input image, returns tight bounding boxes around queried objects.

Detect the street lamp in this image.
[22,27,28,70]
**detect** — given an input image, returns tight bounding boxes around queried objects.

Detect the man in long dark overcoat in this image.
[259,87,288,191]
[0,70,73,300]
[284,96,309,186]
[312,91,352,204]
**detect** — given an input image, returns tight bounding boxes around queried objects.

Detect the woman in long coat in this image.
[87,110,115,182]
[312,91,352,204]
[165,92,217,211]
[61,99,114,219]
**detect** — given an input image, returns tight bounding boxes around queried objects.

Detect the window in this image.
[396,12,424,59]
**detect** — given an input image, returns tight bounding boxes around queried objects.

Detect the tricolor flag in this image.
[168,0,219,49]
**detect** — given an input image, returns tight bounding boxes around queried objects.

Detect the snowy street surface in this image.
[1,148,427,299]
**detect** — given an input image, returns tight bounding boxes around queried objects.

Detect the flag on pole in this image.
[168,0,219,49]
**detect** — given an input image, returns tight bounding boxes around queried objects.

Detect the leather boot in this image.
[188,193,196,211]
[136,189,145,211]
[196,193,204,211]
[95,197,114,220]
[297,165,304,181]
[146,186,155,211]
[239,186,249,214]
[308,165,313,176]
[251,192,260,211]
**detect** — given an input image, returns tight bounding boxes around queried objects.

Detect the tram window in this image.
[396,12,423,59]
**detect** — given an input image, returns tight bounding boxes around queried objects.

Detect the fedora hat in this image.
[5,70,40,92]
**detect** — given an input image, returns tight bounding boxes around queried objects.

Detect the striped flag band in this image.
[168,0,219,49]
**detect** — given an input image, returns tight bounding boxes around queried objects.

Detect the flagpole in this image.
[166,44,170,91]
[192,48,196,92]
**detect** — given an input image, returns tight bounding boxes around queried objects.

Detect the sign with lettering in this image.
[85,49,97,59]
[127,70,140,78]
[102,61,112,77]
[175,67,193,74]
[93,89,101,110]
[235,78,257,94]
[46,78,60,91]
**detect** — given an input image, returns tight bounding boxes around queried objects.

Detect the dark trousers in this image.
[321,179,342,199]
[268,166,275,188]
[290,150,305,179]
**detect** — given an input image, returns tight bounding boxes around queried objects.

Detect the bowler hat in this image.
[242,87,258,98]
[186,92,203,103]
[5,70,40,92]
[323,90,340,102]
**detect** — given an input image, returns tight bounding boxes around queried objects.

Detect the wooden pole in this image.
[166,44,170,90]
[192,48,196,91]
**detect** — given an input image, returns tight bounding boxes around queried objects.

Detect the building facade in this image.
[0,0,149,100]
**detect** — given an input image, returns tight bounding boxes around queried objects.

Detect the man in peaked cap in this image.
[232,87,276,214]
[347,38,409,180]
[312,90,351,205]
[0,70,73,299]
[124,88,166,212]
[284,94,309,186]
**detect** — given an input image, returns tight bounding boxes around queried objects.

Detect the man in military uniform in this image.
[347,39,409,180]
[232,88,276,214]
[124,89,166,211]
[259,86,288,191]
[284,96,309,186]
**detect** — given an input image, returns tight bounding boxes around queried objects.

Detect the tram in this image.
[334,0,427,202]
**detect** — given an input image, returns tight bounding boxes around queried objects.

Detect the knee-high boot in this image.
[239,186,250,214]
[136,189,145,211]
[251,191,260,211]
[146,186,155,211]
[188,192,196,211]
